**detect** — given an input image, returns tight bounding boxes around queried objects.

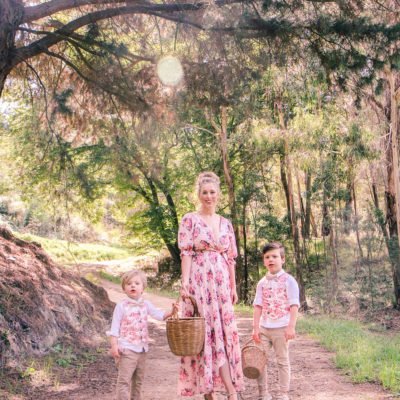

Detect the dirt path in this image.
[20,261,395,400]
[43,273,395,400]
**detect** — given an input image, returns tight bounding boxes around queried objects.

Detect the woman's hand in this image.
[164,302,179,320]
[231,288,238,305]
[180,279,190,297]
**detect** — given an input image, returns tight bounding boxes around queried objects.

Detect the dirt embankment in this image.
[0,227,114,366]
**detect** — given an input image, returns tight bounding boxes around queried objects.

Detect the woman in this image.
[178,171,244,400]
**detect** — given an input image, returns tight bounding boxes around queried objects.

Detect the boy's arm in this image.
[252,305,262,343]
[284,305,299,341]
[146,300,176,321]
[110,335,122,358]
[107,303,124,359]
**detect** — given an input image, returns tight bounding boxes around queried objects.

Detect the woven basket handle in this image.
[243,337,266,354]
[171,295,200,320]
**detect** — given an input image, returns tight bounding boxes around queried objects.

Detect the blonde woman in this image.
[178,172,244,400]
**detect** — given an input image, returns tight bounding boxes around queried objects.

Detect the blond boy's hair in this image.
[121,269,147,290]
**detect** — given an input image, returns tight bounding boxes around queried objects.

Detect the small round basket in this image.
[241,338,267,379]
[166,296,205,356]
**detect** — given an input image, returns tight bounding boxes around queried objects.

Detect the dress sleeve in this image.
[226,219,238,267]
[178,213,196,257]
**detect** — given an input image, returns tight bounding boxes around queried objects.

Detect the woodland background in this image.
[1,0,400,317]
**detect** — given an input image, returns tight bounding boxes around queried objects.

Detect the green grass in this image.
[16,232,132,264]
[234,301,253,316]
[297,316,400,395]
[98,270,121,284]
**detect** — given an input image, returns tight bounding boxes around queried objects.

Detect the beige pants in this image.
[257,326,290,393]
[116,349,146,400]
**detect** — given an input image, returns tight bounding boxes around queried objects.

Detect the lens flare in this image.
[156,55,184,87]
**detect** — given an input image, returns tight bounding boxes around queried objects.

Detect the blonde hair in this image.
[196,171,220,195]
[121,269,147,290]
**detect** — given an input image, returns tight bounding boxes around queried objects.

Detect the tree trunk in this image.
[352,182,364,261]
[328,226,339,308]
[0,0,23,97]
[321,186,331,236]
[343,174,353,235]
[304,170,312,238]
[242,202,248,302]
[219,106,243,298]
[277,100,307,307]
[279,154,291,227]
[387,68,400,307]
[296,169,306,239]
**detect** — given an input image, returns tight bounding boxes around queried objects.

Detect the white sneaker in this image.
[258,393,272,400]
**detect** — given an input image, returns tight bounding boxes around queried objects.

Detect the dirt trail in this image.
[24,258,396,400]
[48,273,395,400]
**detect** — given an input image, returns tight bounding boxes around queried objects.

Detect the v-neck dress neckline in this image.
[195,211,222,243]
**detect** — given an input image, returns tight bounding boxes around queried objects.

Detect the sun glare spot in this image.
[156,56,184,87]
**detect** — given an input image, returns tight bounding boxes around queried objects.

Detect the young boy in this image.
[252,242,300,400]
[107,269,175,400]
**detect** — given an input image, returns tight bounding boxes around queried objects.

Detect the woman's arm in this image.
[228,262,238,305]
[181,254,192,296]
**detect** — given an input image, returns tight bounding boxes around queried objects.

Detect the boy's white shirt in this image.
[106,297,165,353]
[253,269,300,329]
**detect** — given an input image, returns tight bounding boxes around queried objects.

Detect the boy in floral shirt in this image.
[252,242,300,400]
[107,269,175,400]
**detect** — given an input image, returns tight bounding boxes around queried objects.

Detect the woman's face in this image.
[198,182,220,209]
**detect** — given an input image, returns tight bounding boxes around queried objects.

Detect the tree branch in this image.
[15,3,219,68]
[16,26,154,62]
[23,0,244,24]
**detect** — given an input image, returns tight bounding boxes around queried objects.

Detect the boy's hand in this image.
[252,328,261,343]
[111,345,122,359]
[284,325,296,341]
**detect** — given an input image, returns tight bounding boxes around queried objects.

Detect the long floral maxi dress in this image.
[177,212,244,396]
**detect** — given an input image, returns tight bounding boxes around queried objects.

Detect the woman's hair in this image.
[121,269,147,290]
[196,171,220,194]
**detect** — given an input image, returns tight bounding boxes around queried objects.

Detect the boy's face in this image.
[124,276,144,300]
[263,248,285,275]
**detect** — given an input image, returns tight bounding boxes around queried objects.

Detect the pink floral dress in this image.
[177,212,244,396]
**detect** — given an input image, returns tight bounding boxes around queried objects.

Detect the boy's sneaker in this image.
[258,393,272,400]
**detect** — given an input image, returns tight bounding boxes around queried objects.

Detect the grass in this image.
[98,270,121,284]
[0,342,106,399]
[297,315,400,396]
[15,232,132,264]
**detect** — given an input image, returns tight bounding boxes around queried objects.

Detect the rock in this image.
[0,226,114,366]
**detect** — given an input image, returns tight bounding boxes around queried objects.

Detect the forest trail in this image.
[28,262,397,400]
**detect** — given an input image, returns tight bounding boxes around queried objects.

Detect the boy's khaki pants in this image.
[116,349,146,400]
[257,326,290,393]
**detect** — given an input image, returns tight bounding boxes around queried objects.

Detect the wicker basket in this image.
[241,338,267,379]
[166,296,205,356]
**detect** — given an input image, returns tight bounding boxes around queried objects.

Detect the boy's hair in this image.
[262,241,285,258]
[121,269,147,290]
